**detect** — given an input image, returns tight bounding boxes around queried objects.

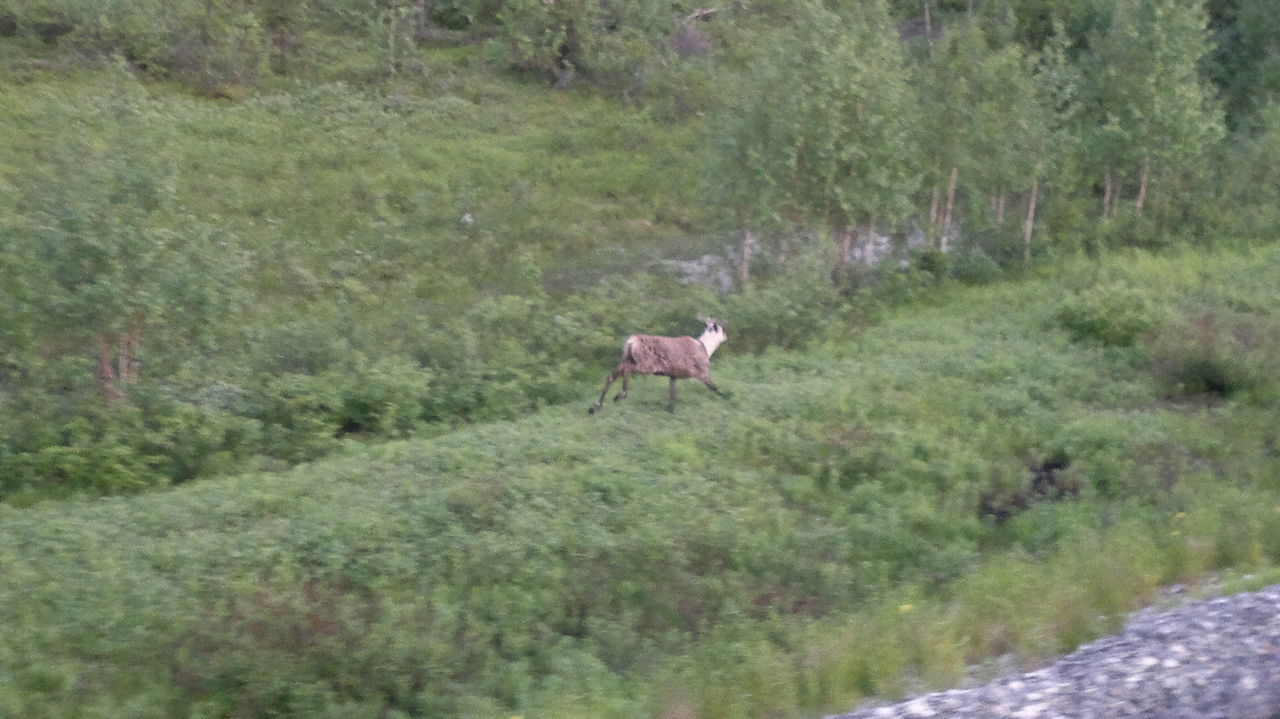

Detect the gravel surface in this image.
[826,584,1280,719]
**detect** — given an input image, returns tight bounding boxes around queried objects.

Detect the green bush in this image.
[329,356,433,437]
[0,428,163,498]
[0,396,170,499]
[1038,196,1093,256]
[1098,209,1164,249]
[1054,283,1166,347]
[130,387,264,483]
[912,247,953,280]
[724,249,841,353]
[252,372,344,464]
[950,248,1004,284]
[494,0,677,92]
[2,0,274,90]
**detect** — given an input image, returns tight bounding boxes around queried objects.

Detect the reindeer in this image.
[588,316,728,414]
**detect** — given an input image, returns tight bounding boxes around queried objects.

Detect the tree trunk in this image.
[738,228,754,290]
[97,334,124,402]
[864,217,877,266]
[929,184,941,236]
[942,165,958,252]
[923,1,932,46]
[995,191,1007,225]
[387,8,398,76]
[118,337,131,387]
[1102,170,1113,218]
[1135,156,1149,214]
[121,317,143,385]
[838,225,855,267]
[1023,176,1039,265]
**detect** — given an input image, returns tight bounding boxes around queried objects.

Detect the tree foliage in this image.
[0,0,1278,500]
[495,0,678,91]
[1207,0,1280,129]
[4,68,243,400]
[3,7,1280,715]
[713,1,918,262]
[1080,0,1224,214]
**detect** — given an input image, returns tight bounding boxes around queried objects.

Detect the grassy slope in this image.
[0,64,711,320]
[3,246,1280,718]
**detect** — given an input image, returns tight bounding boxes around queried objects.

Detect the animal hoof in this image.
[587,405,598,415]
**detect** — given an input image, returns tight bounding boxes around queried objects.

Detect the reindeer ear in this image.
[696,314,710,324]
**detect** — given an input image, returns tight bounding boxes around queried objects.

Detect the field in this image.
[4,245,1280,718]
[4,3,1280,716]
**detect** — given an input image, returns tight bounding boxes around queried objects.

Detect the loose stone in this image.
[826,585,1280,719]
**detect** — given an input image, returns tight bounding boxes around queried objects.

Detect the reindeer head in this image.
[696,315,727,356]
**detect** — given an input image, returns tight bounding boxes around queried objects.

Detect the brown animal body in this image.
[621,335,710,378]
[588,317,727,414]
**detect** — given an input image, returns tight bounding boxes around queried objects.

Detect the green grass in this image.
[0,66,729,483]
[3,245,1280,717]
[0,68,707,291]
[4,16,1280,718]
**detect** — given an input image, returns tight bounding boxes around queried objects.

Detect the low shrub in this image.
[1146,308,1280,404]
[131,387,264,483]
[0,386,261,499]
[1098,209,1164,249]
[950,248,1004,285]
[1054,283,1165,347]
[329,356,434,438]
[251,373,344,465]
[723,250,841,353]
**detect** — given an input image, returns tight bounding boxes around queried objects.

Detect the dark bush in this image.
[1147,308,1280,403]
[979,453,1079,524]
[950,248,1004,284]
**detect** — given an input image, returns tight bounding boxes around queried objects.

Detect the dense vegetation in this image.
[4,248,1280,717]
[3,0,1280,497]
[2,0,1280,716]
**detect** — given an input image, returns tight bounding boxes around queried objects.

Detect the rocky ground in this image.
[826,584,1280,719]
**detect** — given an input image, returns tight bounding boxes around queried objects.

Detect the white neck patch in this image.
[698,325,726,357]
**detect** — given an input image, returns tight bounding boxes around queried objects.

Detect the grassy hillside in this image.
[5,2,1280,499]
[0,62,710,287]
[5,7,1280,717]
[3,245,1279,718]
[0,66,736,496]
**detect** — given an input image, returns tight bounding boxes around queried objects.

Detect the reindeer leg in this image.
[589,367,624,414]
[613,368,630,402]
[666,377,678,413]
[696,371,730,399]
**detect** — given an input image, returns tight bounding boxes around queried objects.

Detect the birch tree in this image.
[1082,0,1223,217]
[705,63,795,289]
[3,71,243,402]
[914,24,977,250]
[1020,19,1082,261]
[709,1,919,276]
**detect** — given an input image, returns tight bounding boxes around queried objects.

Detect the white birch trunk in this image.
[1135,157,1149,214]
[1103,170,1113,218]
[1023,176,1039,264]
[942,165,958,252]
